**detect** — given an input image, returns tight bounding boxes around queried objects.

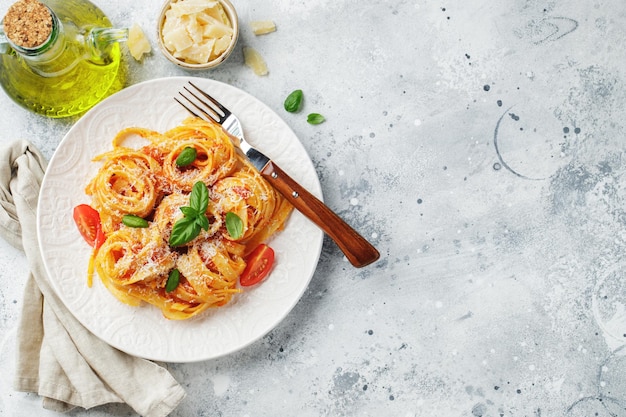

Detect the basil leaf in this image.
[307,113,325,125]
[168,182,212,247]
[121,214,149,228]
[169,216,201,246]
[196,214,210,231]
[225,212,244,239]
[165,269,180,293]
[189,181,209,214]
[176,146,197,167]
[180,206,198,218]
[284,89,303,113]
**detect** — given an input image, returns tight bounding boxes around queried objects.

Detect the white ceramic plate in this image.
[37,76,323,363]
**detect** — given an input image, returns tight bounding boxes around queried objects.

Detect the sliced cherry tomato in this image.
[240,244,275,287]
[73,204,106,249]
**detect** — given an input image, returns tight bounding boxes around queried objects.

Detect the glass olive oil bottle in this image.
[0,0,126,118]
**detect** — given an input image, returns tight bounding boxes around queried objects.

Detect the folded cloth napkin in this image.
[0,140,186,416]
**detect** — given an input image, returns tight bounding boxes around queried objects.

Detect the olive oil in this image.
[0,0,125,118]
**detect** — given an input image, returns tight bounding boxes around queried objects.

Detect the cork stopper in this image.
[3,0,53,49]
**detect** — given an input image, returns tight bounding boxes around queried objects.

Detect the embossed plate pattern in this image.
[37,77,324,363]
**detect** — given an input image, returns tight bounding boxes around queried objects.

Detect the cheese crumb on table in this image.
[250,20,276,35]
[243,46,268,76]
[128,24,151,61]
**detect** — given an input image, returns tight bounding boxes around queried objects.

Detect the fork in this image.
[176,81,380,268]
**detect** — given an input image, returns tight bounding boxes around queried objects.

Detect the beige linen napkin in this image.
[0,140,186,416]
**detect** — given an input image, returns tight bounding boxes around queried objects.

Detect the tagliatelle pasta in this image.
[83,117,293,320]
[86,147,162,234]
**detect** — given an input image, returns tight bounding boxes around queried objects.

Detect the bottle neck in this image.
[10,10,80,77]
[12,10,59,55]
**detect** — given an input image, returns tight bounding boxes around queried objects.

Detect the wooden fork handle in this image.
[261,161,380,268]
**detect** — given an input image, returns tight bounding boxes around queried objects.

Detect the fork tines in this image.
[175,82,228,125]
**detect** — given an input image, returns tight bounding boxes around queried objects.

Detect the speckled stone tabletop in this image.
[2,0,626,416]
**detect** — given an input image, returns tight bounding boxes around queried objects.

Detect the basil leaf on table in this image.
[284,89,303,113]
[307,113,325,125]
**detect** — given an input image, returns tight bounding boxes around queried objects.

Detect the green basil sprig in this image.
[225,212,244,239]
[169,181,210,246]
[284,89,303,113]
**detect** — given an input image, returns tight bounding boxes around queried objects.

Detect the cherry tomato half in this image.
[240,244,275,287]
[72,204,106,249]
